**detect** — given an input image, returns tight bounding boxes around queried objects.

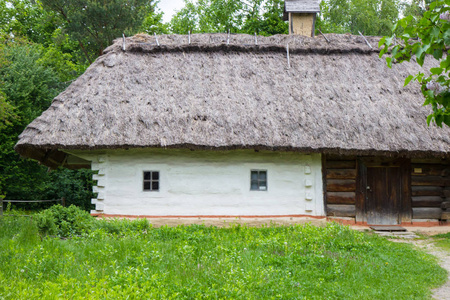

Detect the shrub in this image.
[35,204,94,237]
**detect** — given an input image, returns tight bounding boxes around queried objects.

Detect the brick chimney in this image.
[283,0,320,37]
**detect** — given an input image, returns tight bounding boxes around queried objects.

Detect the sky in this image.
[158,0,186,23]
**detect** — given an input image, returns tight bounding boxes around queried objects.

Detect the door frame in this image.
[356,157,412,224]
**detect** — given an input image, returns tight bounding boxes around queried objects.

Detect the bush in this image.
[35,205,94,237]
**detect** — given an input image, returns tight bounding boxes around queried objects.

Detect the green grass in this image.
[433,232,450,251]
[0,214,446,299]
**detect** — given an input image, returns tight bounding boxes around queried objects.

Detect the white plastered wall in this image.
[69,149,324,217]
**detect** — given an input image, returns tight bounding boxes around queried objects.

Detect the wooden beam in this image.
[412,196,443,207]
[326,169,357,179]
[326,204,356,217]
[326,179,356,192]
[362,158,405,167]
[441,211,450,220]
[441,201,450,209]
[412,186,443,196]
[411,158,445,164]
[326,192,356,204]
[412,207,442,219]
[412,176,450,186]
[325,155,356,160]
[411,164,450,176]
[326,160,356,169]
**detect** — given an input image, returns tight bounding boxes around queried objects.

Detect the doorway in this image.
[366,166,402,225]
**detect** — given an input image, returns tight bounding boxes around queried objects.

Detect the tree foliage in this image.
[379,0,450,127]
[170,0,287,35]
[40,0,157,64]
[317,0,400,36]
[0,2,96,209]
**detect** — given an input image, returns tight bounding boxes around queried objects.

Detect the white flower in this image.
[440,12,450,21]
[426,81,446,94]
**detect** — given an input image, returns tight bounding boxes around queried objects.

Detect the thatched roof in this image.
[15,33,450,168]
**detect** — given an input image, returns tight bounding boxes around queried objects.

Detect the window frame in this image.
[250,169,268,191]
[143,171,160,192]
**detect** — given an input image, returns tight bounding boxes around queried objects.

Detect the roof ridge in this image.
[104,33,382,55]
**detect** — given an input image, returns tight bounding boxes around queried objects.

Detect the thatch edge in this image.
[14,142,450,170]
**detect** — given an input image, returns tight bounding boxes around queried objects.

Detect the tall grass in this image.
[0,210,446,299]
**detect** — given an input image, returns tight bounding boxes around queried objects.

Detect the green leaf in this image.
[417,72,425,82]
[417,55,425,66]
[440,57,450,70]
[443,30,450,44]
[402,33,411,39]
[386,57,392,68]
[424,90,434,98]
[433,48,443,60]
[427,114,433,126]
[444,115,450,127]
[436,114,444,126]
[431,67,444,75]
[404,75,414,86]
[430,27,441,39]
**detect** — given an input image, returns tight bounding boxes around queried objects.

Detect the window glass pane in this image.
[259,181,267,188]
[259,172,267,180]
[152,181,159,191]
[251,182,258,190]
[144,172,151,180]
[251,171,258,180]
[152,172,159,180]
[143,182,151,190]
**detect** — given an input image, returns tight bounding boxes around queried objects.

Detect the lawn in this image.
[0,206,447,299]
[433,232,450,252]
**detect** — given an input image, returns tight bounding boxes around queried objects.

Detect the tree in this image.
[256,0,288,36]
[317,0,400,36]
[0,93,15,131]
[169,0,287,35]
[379,0,450,127]
[40,0,157,64]
[170,1,200,34]
[141,6,169,34]
[0,40,94,209]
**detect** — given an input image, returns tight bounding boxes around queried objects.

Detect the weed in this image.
[0,212,446,299]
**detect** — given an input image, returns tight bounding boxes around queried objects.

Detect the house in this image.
[15,31,450,225]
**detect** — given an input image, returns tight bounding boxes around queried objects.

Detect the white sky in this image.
[158,0,187,23]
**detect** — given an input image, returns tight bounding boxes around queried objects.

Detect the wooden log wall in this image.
[411,158,450,220]
[325,156,357,218]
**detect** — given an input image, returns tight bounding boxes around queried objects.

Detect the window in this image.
[143,171,159,191]
[250,170,267,191]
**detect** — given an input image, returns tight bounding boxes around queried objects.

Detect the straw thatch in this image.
[15,33,450,168]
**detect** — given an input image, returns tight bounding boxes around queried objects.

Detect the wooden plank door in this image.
[366,167,401,225]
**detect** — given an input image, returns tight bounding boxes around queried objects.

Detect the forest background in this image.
[0,0,427,209]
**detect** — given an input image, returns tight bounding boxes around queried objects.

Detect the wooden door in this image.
[366,167,402,225]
